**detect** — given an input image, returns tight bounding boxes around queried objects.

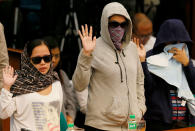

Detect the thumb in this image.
[93,36,96,41]
[182,44,186,51]
[172,55,176,60]
[2,68,5,76]
[13,75,18,82]
[93,36,96,45]
[140,44,145,49]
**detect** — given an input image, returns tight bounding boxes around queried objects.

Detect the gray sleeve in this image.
[75,87,88,114]
[136,55,147,116]
[72,50,93,92]
[0,23,9,89]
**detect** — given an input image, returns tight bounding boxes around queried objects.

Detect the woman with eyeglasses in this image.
[72,2,146,131]
[0,39,63,131]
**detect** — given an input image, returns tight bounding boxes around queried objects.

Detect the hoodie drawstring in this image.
[122,49,126,57]
[115,50,123,83]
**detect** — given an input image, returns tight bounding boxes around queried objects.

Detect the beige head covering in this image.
[100,2,132,50]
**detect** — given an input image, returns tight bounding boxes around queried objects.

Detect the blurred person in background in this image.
[133,13,156,52]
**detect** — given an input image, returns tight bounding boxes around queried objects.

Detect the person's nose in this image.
[52,56,56,63]
[40,58,46,64]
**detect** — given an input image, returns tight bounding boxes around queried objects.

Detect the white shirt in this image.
[75,87,88,114]
[144,35,156,52]
[0,81,63,131]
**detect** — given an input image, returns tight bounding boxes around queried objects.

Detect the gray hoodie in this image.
[0,22,9,89]
[72,2,146,131]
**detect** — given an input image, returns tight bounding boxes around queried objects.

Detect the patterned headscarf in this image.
[10,45,59,97]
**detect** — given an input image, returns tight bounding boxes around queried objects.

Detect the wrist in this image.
[3,85,11,92]
[140,57,146,62]
[83,50,92,56]
[183,59,189,67]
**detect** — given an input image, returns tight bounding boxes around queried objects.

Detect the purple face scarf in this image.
[108,26,125,50]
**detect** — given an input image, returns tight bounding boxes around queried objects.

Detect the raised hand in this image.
[133,37,146,62]
[3,65,17,91]
[168,45,189,66]
[78,24,96,56]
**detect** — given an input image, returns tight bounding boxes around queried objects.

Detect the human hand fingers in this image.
[89,26,92,38]
[81,25,85,36]
[133,37,139,47]
[78,30,84,40]
[85,24,88,36]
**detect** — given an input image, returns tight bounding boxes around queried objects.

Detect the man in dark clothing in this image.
[134,19,195,131]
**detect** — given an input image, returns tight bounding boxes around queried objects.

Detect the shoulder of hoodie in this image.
[125,41,138,50]
[93,37,111,54]
[124,41,140,57]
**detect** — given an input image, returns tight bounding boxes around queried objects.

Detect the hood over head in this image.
[152,19,192,54]
[100,2,132,50]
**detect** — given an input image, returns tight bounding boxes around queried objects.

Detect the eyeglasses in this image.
[31,55,52,64]
[108,21,128,28]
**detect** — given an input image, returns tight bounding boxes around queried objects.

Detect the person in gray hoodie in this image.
[72,2,146,131]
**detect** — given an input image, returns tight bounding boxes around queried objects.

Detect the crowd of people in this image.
[0,2,195,131]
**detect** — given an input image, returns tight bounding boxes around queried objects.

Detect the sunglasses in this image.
[108,21,128,28]
[31,55,52,64]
